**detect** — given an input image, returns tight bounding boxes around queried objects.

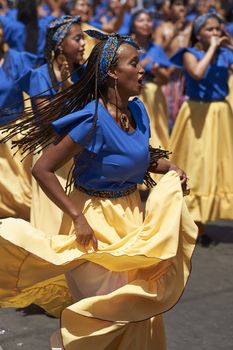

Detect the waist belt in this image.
[76,184,137,198]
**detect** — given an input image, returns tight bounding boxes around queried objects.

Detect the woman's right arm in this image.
[32,134,98,251]
[183,36,228,80]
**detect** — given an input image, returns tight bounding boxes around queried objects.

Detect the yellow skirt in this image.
[170,100,233,223]
[30,151,73,236]
[0,171,197,349]
[139,82,169,149]
[0,136,32,220]
[227,74,233,112]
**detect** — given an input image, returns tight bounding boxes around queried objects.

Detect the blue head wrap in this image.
[193,10,225,36]
[48,15,81,50]
[85,30,140,82]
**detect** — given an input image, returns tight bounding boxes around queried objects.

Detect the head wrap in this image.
[85,30,140,82]
[193,10,225,36]
[48,15,81,50]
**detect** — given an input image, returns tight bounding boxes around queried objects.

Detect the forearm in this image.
[186,46,217,80]
[149,158,175,174]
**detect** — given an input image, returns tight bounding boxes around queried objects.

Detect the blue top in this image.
[89,11,132,35]
[21,63,81,98]
[0,49,38,123]
[226,23,233,36]
[170,47,233,101]
[52,98,151,191]
[0,15,55,63]
[139,41,172,81]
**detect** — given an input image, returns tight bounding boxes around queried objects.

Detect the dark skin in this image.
[32,43,188,251]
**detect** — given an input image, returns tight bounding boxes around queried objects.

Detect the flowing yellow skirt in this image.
[30,151,73,236]
[170,100,233,223]
[0,135,31,220]
[0,171,197,349]
[139,82,169,149]
[227,74,233,112]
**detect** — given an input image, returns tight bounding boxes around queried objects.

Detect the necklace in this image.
[107,101,130,131]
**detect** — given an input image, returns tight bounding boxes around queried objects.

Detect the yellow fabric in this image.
[82,23,101,61]
[0,135,32,220]
[227,74,233,112]
[139,82,169,149]
[170,100,233,223]
[0,171,197,349]
[30,150,73,236]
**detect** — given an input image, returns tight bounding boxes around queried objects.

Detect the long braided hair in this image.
[0,38,124,158]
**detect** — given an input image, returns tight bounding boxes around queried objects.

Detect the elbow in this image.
[190,71,204,80]
[31,163,46,182]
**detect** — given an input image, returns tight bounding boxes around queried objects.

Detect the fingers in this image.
[76,233,98,251]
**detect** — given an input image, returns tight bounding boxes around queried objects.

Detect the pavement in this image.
[0,221,233,350]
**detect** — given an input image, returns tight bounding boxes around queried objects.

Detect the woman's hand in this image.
[169,163,190,195]
[73,214,98,251]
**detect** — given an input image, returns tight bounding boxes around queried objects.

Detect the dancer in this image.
[0,30,197,350]
[25,15,85,235]
[169,11,233,240]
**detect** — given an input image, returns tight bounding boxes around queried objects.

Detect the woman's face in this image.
[61,24,85,64]
[109,0,121,15]
[197,17,222,47]
[112,43,144,96]
[71,0,91,22]
[170,1,186,20]
[132,12,153,38]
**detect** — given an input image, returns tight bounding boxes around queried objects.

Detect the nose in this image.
[139,63,144,75]
[80,38,85,48]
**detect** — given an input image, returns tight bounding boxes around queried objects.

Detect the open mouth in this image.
[138,77,144,86]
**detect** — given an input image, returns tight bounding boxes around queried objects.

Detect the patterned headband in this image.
[48,15,81,50]
[85,29,140,82]
[193,10,225,36]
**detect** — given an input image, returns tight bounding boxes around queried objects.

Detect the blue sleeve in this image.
[27,68,54,97]
[143,45,173,72]
[52,107,103,154]
[226,49,233,65]
[9,49,38,79]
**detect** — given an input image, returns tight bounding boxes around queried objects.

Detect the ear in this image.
[107,67,117,80]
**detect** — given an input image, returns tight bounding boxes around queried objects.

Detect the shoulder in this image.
[170,47,204,67]
[129,97,150,126]
[52,100,97,135]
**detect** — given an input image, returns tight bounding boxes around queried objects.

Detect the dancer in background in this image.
[169,11,233,244]
[130,9,172,150]
[0,21,37,219]
[24,15,86,236]
[0,30,197,349]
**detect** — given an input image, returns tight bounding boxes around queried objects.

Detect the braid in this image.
[45,27,59,92]
[0,41,106,158]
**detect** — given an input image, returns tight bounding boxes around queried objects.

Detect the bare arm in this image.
[32,134,98,250]
[183,36,229,80]
[101,2,129,33]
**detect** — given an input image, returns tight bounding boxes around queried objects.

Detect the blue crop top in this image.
[171,47,233,101]
[52,98,151,191]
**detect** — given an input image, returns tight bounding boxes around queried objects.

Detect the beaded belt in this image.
[76,184,137,198]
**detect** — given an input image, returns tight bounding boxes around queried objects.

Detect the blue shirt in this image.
[52,98,151,191]
[0,15,54,63]
[139,41,172,81]
[0,49,37,124]
[90,11,132,35]
[21,63,82,98]
[170,47,233,101]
